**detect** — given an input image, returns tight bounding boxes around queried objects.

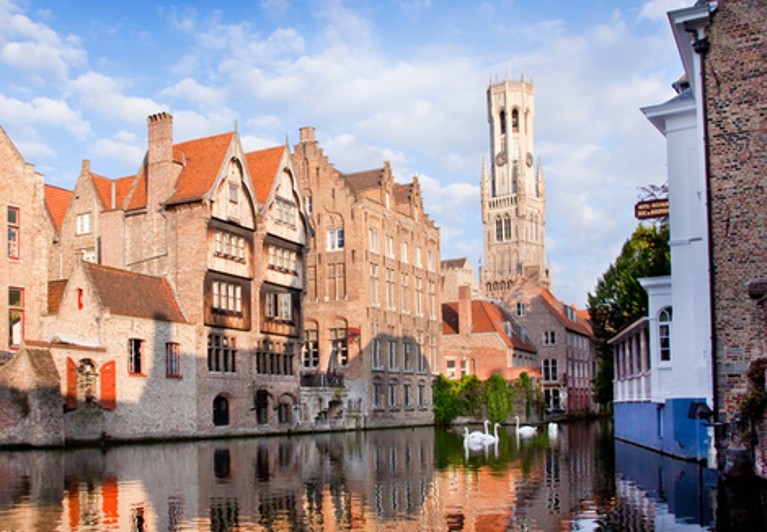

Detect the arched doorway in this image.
[213,395,229,426]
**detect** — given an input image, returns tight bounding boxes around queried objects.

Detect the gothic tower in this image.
[480,75,549,298]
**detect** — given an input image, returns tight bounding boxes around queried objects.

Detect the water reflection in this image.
[0,421,763,530]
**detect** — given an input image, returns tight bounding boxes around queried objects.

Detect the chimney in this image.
[458,284,472,337]
[146,112,174,209]
[299,126,315,143]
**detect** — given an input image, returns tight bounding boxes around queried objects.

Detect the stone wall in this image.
[0,348,63,446]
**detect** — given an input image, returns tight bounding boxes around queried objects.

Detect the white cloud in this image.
[0,93,90,139]
[0,1,86,83]
[160,78,228,108]
[89,132,144,171]
[69,71,163,123]
[638,0,694,21]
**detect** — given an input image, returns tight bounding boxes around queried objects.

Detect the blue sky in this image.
[1,0,691,307]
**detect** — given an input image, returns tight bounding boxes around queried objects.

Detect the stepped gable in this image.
[82,262,187,323]
[540,288,592,336]
[244,145,285,204]
[43,184,73,232]
[442,257,470,269]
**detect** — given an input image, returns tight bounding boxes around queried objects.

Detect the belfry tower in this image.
[480,75,549,298]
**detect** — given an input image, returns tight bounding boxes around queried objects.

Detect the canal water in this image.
[0,419,764,530]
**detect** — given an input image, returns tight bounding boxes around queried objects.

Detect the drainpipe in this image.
[688,14,720,464]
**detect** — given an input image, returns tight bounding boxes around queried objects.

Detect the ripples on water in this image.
[0,420,764,530]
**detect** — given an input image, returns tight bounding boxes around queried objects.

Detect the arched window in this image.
[499,109,506,135]
[659,307,672,362]
[512,109,519,132]
[504,215,512,240]
[213,395,230,426]
[495,217,504,241]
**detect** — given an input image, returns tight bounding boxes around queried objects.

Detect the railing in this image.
[301,372,344,388]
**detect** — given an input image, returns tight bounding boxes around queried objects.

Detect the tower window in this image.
[512,109,519,131]
[499,109,506,135]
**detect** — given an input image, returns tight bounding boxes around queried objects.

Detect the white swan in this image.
[515,416,537,438]
[480,422,501,444]
[465,420,490,443]
[463,427,487,451]
[547,422,558,438]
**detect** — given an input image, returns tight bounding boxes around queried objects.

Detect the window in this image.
[543,331,556,346]
[372,337,382,369]
[369,228,379,253]
[388,339,398,370]
[659,307,672,362]
[166,342,181,377]
[304,195,313,215]
[256,340,294,376]
[370,263,380,306]
[401,241,408,263]
[403,342,412,371]
[276,198,296,226]
[265,291,293,322]
[207,334,237,373]
[446,359,456,379]
[388,383,397,408]
[386,269,395,309]
[373,383,383,408]
[212,281,242,314]
[327,228,344,251]
[8,288,23,348]
[427,250,434,271]
[7,207,19,259]
[418,384,425,407]
[415,277,423,316]
[331,327,349,367]
[516,302,525,317]
[128,338,143,375]
[545,389,561,410]
[404,384,412,407]
[428,280,436,319]
[303,329,319,368]
[76,212,92,235]
[401,273,409,313]
[504,215,511,240]
[415,247,422,268]
[385,235,394,258]
[543,359,558,381]
[496,217,503,241]
[228,182,239,204]
[327,262,346,301]
[215,232,246,262]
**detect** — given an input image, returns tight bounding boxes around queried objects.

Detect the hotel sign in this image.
[635,199,669,220]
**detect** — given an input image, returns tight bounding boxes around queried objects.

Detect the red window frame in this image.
[7,206,19,260]
[8,287,24,349]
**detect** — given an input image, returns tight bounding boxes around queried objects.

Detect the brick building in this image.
[502,275,595,414]
[441,285,537,382]
[702,0,767,477]
[292,126,440,429]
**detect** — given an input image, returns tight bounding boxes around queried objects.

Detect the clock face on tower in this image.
[526,152,534,167]
[495,151,507,167]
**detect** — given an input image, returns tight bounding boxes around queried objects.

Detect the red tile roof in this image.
[540,288,593,336]
[83,262,187,323]
[166,132,234,205]
[342,168,383,192]
[91,173,134,210]
[244,145,285,204]
[47,279,68,314]
[442,299,536,353]
[44,184,73,231]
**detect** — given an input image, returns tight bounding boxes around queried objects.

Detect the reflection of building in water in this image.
[613,440,715,529]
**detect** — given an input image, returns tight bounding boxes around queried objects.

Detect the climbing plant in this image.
[486,374,511,423]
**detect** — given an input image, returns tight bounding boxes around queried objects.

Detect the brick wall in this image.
[705,0,767,476]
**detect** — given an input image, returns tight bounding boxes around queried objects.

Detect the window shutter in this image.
[101,360,117,410]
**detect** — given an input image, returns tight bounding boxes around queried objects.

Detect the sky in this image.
[0,0,692,308]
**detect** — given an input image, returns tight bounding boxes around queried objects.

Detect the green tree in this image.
[485,374,511,422]
[588,223,670,408]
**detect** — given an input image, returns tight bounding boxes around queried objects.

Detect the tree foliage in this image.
[587,223,670,407]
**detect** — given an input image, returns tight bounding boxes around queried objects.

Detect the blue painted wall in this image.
[614,398,709,461]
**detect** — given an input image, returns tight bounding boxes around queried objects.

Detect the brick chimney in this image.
[458,284,472,337]
[299,126,315,143]
[147,112,174,209]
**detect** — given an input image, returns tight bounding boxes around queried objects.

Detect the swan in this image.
[547,422,558,438]
[465,420,490,444]
[515,416,537,438]
[480,422,501,444]
[463,427,487,451]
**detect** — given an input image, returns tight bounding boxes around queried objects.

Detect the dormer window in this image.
[565,306,576,321]
[228,183,239,204]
